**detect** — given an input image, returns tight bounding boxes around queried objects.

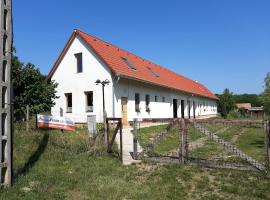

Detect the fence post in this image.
[104,112,108,146]
[87,115,96,149]
[179,119,188,163]
[60,108,63,133]
[106,117,109,151]
[265,121,270,168]
[119,120,123,162]
[26,105,29,131]
[133,119,138,160]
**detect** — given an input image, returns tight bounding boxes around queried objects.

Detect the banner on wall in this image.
[36,114,75,131]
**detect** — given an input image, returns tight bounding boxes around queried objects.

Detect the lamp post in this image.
[95,79,110,145]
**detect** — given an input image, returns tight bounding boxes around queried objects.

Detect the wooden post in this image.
[265,121,270,168]
[179,119,188,163]
[35,114,38,129]
[106,118,109,151]
[119,120,123,162]
[104,111,108,146]
[133,119,138,160]
[26,105,29,131]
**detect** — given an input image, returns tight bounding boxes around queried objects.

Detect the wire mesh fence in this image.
[132,118,270,173]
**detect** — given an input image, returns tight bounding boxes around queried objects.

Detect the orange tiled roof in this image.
[47,29,218,100]
[236,103,252,110]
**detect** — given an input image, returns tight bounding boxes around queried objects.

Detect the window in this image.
[75,53,83,73]
[85,91,93,112]
[135,93,140,112]
[155,95,158,102]
[162,97,165,102]
[145,94,150,112]
[65,93,72,113]
[121,57,137,70]
[147,66,159,77]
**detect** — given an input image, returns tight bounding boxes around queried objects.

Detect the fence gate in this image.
[106,118,123,161]
[0,0,13,187]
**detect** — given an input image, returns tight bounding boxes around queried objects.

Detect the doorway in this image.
[121,97,128,126]
[181,100,185,118]
[173,99,178,118]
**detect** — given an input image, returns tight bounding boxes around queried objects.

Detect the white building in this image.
[46,29,218,125]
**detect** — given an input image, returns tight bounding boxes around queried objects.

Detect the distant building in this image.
[46,29,218,124]
[248,107,265,118]
[236,103,265,118]
[236,103,252,110]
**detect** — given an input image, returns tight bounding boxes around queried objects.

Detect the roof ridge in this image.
[76,29,204,88]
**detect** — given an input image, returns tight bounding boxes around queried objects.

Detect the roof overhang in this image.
[116,73,219,101]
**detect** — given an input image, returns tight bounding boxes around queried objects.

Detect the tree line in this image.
[217,72,270,118]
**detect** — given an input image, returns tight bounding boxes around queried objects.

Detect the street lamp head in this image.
[103,79,110,85]
[95,79,101,85]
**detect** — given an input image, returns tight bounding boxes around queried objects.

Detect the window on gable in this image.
[75,53,83,73]
[85,91,93,112]
[121,57,137,70]
[65,93,72,113]
[135,93,140,112]
[145,94,150,112]
[147,66,159,77]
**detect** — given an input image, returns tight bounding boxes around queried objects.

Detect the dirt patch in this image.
[231,128,246,143]
[189,137,207,150]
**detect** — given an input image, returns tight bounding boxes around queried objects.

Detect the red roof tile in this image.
[47,29,218,100]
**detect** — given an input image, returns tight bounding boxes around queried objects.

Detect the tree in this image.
[12,55,58,120]
[233,94,262,107]
[217,88,236,118]
[261,72,270,115]
[264,72,270,89]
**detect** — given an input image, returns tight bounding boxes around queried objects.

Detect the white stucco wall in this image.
[51,36,113,123]
[113,79,217,121]
[50,36,217,123]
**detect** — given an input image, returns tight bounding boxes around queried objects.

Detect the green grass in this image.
[139,124,204,155]
[138,124,169,147]
[202,123,266,163]
[139,122,264,164]
[1,122,270,199]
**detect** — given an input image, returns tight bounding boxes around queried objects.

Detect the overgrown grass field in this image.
[1,122,270,199]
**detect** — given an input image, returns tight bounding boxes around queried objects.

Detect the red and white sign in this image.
[37,114,75,131]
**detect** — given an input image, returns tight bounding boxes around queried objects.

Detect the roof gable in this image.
[47,29,218,100]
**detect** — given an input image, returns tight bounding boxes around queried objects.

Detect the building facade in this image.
[47,30,218,124]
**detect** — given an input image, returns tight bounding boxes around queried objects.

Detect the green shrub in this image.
[227,110,242,119]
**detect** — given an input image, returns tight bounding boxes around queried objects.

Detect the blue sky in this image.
[13,0,270,94]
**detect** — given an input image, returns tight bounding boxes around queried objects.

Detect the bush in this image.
[227,110,242,119]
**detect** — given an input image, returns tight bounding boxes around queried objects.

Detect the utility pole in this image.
[0,0,13,187]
